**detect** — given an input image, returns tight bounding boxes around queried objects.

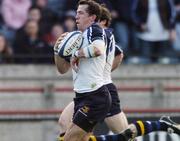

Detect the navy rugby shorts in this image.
[73,85,111,132]
[106,83,121,117]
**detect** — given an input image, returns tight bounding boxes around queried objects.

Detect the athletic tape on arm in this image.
[83,39,105,58]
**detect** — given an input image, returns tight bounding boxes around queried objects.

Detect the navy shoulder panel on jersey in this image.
[104,28,113,58]
[87,23,105,43]
[104,28,123,57]
[104,28,113,40]
[104,28,113,51]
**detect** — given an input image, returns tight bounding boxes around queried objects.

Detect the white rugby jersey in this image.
[73,23,106,93]
[103,28,123,85]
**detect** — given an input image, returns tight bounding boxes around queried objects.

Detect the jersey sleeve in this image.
[115,44,123,57]
[87,24,105,43]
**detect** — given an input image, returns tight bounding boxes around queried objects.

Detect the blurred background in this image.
[0,0,180,141]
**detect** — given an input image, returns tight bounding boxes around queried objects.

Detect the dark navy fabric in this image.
[106,83,121,117]
[73,85,111,132]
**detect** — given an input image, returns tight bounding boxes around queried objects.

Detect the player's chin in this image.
[76,24,80,28]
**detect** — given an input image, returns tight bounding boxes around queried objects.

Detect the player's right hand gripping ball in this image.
[58,31,83,58]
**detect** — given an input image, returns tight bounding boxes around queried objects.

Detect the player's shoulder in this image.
[90,23,102,30]
[86,23,105,42]
[87,23,103,34]
[104,28,113,35]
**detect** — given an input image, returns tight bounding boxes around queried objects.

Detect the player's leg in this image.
[57,101,93,141]
[122,116,180,140]
[88,116,180,141]
[87,83,129,141]
[64,85,112,141]
[64,122,88,141]
[105,83,128,133]
[57,101,74,141]
[89,134,128,141]
[105,111,128,133]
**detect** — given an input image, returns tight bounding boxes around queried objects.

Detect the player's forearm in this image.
[54,55,70,74]
[111,53,124,71]
[73,40,105,58]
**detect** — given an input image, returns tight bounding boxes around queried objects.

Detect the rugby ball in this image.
[58,31,83,58]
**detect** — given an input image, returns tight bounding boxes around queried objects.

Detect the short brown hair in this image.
[100,4,112,27]
[78,0,101,22]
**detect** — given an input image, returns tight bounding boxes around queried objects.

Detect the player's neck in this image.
[81,21,95,32]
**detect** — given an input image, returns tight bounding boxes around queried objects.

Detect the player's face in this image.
[76,4,95,32]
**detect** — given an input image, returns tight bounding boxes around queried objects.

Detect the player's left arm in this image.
[73,39,105,58]
[111,44,124,72]
[112,53,124,71]
[71,39,105,72]
[73,25,106,58]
